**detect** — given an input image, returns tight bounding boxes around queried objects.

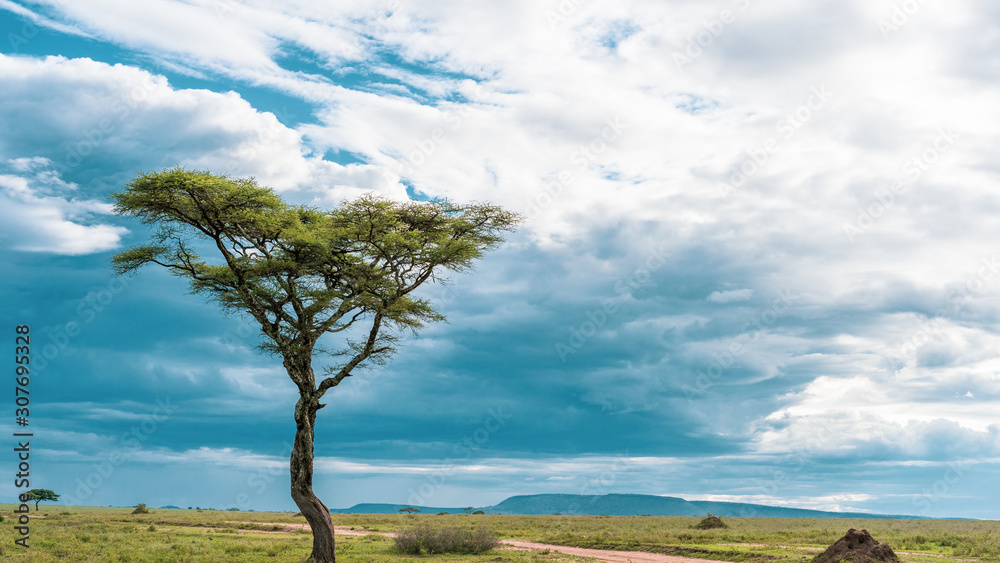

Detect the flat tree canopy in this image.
[26,489,60,511]
[111,168,520,562]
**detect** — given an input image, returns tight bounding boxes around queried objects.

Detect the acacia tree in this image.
[25,489,59,511]
[111,168,519,562]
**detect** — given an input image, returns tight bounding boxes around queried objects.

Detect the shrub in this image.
[132,503,150,515]
[473,510,485,515]
[393,526,423,555]
[393,523,499,554]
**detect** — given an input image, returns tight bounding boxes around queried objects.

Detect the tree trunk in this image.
[290,394,336,562]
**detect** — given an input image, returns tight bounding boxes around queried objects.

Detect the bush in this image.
[394,526,423,555]
[472,510,485,515]
[132,503,150,515]
[393,523,499,555]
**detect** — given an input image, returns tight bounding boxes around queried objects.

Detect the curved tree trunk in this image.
[290,394,337,562]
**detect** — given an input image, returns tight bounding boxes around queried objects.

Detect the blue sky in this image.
[1,0,998,518]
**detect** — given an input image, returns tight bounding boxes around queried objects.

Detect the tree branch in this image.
[315,310,387,395]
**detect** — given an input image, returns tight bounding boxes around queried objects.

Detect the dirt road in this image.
[502,539,732,563]
[229,524,734,563]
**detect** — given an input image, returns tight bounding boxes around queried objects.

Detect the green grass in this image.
[331,513,1000,562]
[0,505,996,562]
[0,505,588,562]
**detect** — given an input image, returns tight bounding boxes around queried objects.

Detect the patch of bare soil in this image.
[502,540,733,563]
[226,522,398,537]
[228,523,734,562]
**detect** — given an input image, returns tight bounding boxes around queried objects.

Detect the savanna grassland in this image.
[0,504,997,562]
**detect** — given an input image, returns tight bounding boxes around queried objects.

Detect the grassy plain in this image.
[0,504,996,562]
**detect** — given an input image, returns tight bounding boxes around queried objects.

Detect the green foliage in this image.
[26,489,60,511]
[131,503,149,514]
[111,167,521,389]
[473,510,486,515]
[393,522,499,555]
[397,506,420,514]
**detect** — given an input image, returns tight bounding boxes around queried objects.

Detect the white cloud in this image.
[0,159,126,255]
[26,0,280,70]
[218,366,288,398]
[6,0,1000,513]
[682,492,876,513]
[707,289,754,303]
[0,53,408,203]
[0,0,91,38]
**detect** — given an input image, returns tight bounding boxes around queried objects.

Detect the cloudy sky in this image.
[2,0,998,518]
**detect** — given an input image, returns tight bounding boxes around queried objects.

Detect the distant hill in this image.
[330,503,471,515]
[332,493,925,519]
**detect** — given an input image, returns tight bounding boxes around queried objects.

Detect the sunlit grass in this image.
[0,505,996,562]
[331,513,1000,562]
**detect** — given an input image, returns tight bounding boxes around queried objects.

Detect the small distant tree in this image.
[398,507,421,514]
[132,503,150,514]
[472,510,485,515]
[25,489,59,511]
[462,506,474,514]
